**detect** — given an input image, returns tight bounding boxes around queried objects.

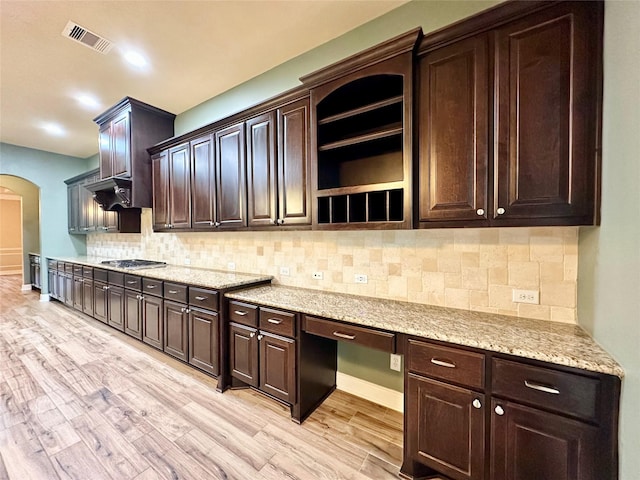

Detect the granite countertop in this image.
[226,284,624,378]
[49,256,272,290]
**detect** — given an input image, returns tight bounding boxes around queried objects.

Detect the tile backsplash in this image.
[88,209,579,323]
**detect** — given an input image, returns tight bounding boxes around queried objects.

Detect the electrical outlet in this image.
[512,289,540,304]
[354,274,368,284]
[390,354,402,372]
[279,266,290,276]
[227,262,236,271]
[312,271,323,280]
[183,258,191,265]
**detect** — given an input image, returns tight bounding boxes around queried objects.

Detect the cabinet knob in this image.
[214,222,221,228]
[476,209,484,216]
[249,332,255,338]
[257,334,263,340]
[496,207,505,215]
[164,224,169,228]
[277,219,285,225]
[472,398,482,409]
[495,405,505,416]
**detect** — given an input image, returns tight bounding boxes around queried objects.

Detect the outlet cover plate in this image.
[355,274,368,284]
[390,354,402,372]
[312,271,323,280]
[512,289,539,304]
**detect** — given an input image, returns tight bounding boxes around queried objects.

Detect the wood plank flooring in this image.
[0,275,409,480]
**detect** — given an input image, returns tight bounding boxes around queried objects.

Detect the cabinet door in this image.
[79,180,97,233]
[67,184,80,233]
[111,110,131,177]
[215,123,246,228]
[407,373,485,480]
[278,98,311,226]
[93,282,108,324]
[152,151,170,230]
[494,3,598,223]
[73,277,84,312]
[191,135,216,228]
[168,143,191,229]
[246,112,277,227]
[142,295,163,350]
[101,209,118,232]
[188,308,219,375]
[491,399,597,480]
[82,278,94,317]
[164,300,188,361]
[107,285,125,331]
[34,265,41,288]
[99,123,113,179]
[418,34,488,223]
[124,289,143,340]
[229,322,258,387]
[259,332,296,404]
[61,274,70,305]
[48,270,57,299]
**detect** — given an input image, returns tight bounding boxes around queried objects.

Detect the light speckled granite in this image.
[226,285,624,378]
[50,256,272,290]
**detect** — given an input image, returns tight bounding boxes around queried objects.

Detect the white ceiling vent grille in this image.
[62,21,113,54]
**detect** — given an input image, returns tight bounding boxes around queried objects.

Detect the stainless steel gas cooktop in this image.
[100,259,167,270]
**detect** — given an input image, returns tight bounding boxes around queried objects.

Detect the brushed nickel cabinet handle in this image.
[431,358,456,369]
[524,380,560,395]
[333,331,356,340]
[195,296,206,301]
[146,285,156,289]
[234,310,248,316]
[267,318,282,324]
[168,290,178,294]
[127,280,137,284]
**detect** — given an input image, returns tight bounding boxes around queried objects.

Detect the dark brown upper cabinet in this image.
[94,97,175,209]
[215,122,247,229]
[190,134,217,229]
[152,143,191,231]
[416,1,602,228]
[302,28,421,230]
[246,99,311,228]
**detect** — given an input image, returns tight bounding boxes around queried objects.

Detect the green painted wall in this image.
[0,143,92,294]
[0,175,40,285]
[176,0,501,135]
[577,2,640,479]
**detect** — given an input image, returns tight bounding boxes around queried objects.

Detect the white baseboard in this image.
[39,294,50,302]
[21,284,32,291]
[336,372,404,412]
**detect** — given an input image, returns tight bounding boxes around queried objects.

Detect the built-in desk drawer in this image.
[407,339,485,390]
[492,358,600,422]
[229,301,257,327]
[189,287,218,312]
[260,307,295,337]
[142,278,163,297]
[124,274,142,291]
[164,282,187,303]
[303,315,395,353]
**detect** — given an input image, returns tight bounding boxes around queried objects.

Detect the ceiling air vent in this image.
[61,21,113,54]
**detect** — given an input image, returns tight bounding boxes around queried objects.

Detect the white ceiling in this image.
[0,0,407,159]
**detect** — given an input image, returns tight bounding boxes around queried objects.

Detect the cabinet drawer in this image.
[164,282,187,303]
[492,358,600,422]
[407,339,485,390]
[229,301,258,327]
[94,268,108,283]
[47,259,57,270]
[303,315,395,353]
[73,265,83,276]
[259,307,295,338]
[189,287,218,311]
[108,271,124,286]
[142,278,163,297]
[124,274,142,291]
[65,263,74,273]
[82,266,93,278]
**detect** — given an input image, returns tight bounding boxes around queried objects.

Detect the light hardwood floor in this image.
[0,275,408,480]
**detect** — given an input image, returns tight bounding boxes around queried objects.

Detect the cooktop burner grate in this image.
[100,259,167,270]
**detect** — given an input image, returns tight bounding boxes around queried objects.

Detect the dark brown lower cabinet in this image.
[48,270,58,299]
[490,400,598,480]
[406,373,485,480]
[142,295,163,350]
[229,322,258,386]
[72,277,83,311]
[229,322,296,405]
[60,273,69,304]
[93,281,108,324]
[164,300,188,361]
[259,331,296,404]
[189,308,219,375]
[124,289,143,340]
[107,285,125,331]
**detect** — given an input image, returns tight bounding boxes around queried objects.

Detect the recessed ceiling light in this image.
[75,93,101,110]
[123,50,148,69]
[41,122,65,136]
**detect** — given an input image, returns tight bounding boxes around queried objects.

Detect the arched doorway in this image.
[0,175,40,287]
